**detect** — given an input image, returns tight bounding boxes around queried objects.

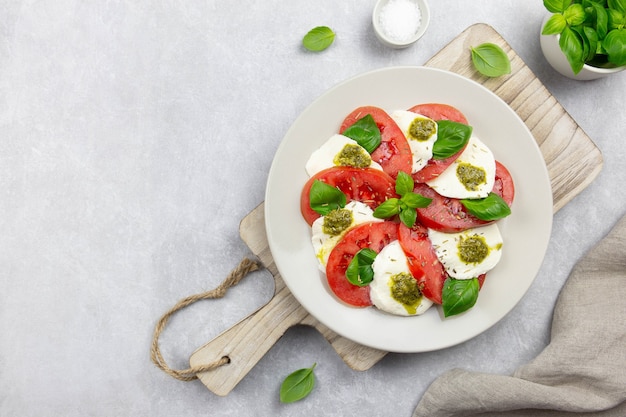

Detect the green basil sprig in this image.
[541,0,626,74]
[373,171,431,228]
[309,180,346,216]
[341,114,381,154]
[442,277,479,317]
[461,192,511,221]
[470,43,512,77]
[346,248,377,286]
[302,26,335,52]
[280,363,317,403]
[432,120,472,160]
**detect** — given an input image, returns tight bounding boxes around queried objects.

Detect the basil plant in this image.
[542,0,626,74]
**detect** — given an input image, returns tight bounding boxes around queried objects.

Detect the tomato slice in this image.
[415,161,515,232]
[339,106,412,179]
[325,221,399,307]
[408,103,469,124]
[408,103,470,183]
[397,222,448,304]
[300,166,397,226]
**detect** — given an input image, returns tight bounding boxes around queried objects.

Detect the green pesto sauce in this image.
[389,272,423,314]
[408,118,436,141]
[322,208,353,236]
[458,234,489,264]
[334,144,372,168]
[456,162,487,191]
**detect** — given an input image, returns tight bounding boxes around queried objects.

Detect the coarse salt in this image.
[378,0,422,43]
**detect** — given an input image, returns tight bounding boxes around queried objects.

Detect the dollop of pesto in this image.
[334,144,371,168]
[458,234,489,264]
[322,208,353,236]
[389,272,423,314]
[408,118,436,141]
[456,162,486,191]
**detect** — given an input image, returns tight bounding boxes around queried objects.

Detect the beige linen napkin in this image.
[413,213,626,417]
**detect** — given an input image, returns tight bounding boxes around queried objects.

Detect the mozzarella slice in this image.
[305,134,383,177]
[370,240,434,316]
[311,201,382,271]
[425,135,496,199]
[427,224,503,280]
[391,110,438,174]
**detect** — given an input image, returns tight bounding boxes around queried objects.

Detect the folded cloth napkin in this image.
[413,213,626,417]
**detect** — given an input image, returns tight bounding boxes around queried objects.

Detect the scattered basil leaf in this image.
[341,114,381,154]
[432,121,472,160]
[302,26,335,52]
[461,193,512,221]
[470,43,512,77]
[280,363,317,403]
[309,180,346,216]
[346,248,377,286]
[395,171,414,195]
[373,198,400,218]
[442,277,479,317]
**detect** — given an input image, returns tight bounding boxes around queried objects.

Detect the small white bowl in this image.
[372,0,430,49]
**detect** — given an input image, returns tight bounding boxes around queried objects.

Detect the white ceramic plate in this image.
[265,67,553,353]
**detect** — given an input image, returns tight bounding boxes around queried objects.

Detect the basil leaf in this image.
[399,207,417,228]
[346,248,377,286]
[442,277,479,317]
[461,193,511,221]
[581,26,599,63]
[542,13,567,35]
[279,363,317,403]
[611,0,626,14]
[544,0,570,13]
[401,192,432,209]
[604,28,626,66]
[302,26,335,52]
[309,180,346,216]
[395,171,414,196]
[593,3,609,39]
[608,8,626,30]
[560,26,585,74]
[470,43,512,77]
[342,114,381,154]
[564,3,586,25]
[432,120,472,160]
[373,198,400,219]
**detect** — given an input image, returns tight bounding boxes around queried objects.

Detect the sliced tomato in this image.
[491,161,515,206]
[325,221,399,307]
[300,167,397,226]
[414,161,515,233]
[398,222,448,304]
[408,103,469,124]
[408,103,470,183]
[339,106,412,179]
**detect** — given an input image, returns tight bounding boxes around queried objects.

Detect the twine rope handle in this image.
[150,257,260,381]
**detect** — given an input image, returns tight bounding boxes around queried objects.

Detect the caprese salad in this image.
[300,103,515,318]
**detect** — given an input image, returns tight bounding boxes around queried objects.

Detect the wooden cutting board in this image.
[189,23,603,396]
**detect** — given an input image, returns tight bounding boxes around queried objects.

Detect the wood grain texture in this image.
[190,23,602,396]
[425,24,602,212]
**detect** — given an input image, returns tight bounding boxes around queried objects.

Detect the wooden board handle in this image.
[190,284,309,396]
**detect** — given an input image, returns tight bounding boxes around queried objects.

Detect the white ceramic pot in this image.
[539,15,626,80]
